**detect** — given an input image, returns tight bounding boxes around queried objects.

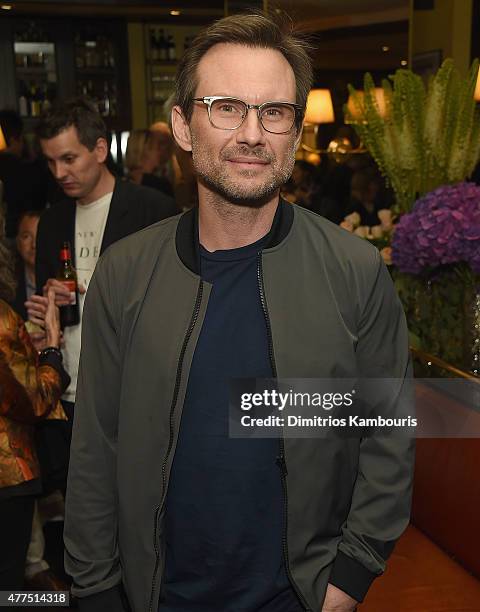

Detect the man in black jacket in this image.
[26,98,176,480]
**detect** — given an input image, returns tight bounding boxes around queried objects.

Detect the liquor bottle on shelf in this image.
[78,80,88,97]
[92,42,101,68]
[75,32,85,69]
[32,49,44,67]
[84,45,92,68]
[30,84,42,117]
[36,84,45,112]
[158,29,167,61]
[101,81,110,117]
[108,43,115,68]
[42,84,52,113]
[86,80,99,110]
[167,35,176,61]
[57,242,80,327]
[18,81,29,117]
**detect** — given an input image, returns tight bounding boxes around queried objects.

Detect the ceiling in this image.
[273,0,406,17]
[5,0,410,27]
[271,0,409,31]
[3,0,410,70]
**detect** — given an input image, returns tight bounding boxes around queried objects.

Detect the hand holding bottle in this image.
[25,289,62,350]
[25,281,85,329]
[42,278,86,306]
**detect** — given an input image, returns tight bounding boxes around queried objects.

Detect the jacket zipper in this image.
[256,253,310,612]
[148,279,204,612]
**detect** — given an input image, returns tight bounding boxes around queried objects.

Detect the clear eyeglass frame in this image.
[193,96,304,134]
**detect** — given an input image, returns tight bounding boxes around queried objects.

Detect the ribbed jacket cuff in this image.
[329,550,379,603]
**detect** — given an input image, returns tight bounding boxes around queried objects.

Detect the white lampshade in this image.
[304,89,335,124]
[474,67,480,101]
[0,126,6,151]
[347,88,387,120]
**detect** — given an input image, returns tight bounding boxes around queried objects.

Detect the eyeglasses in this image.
[193,96,304,134]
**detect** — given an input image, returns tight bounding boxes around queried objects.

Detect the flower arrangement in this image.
[390,182,480,374]
[340,209,394,264]
[392,182,480,275]
[341,58,480,374]
[344,59,480,214]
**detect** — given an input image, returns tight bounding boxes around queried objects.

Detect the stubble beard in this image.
[191,134,297,209]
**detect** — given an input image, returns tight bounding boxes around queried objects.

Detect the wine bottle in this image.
[57,241,80,327]
[18,81,29,117]
[167,35,176,61]
[41,84,51,113]
[30,84,41,117]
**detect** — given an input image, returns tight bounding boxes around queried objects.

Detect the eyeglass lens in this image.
[209,99,295,133]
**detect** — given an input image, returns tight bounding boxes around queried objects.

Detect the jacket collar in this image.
[175,197,294,275]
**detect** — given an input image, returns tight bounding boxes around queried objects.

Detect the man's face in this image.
[16,214,39,268]
[179,43,301,206]
[40,126,106,200]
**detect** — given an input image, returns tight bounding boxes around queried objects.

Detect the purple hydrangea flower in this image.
[392,182,480,274]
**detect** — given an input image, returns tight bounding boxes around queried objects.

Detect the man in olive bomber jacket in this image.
[64,12,414,612]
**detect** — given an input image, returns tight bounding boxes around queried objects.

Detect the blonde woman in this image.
[125,129,173,196]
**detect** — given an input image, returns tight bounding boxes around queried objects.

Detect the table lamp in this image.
[304,89,335,125]
[0,125,6,152]
[301,89,335,163]
[346,88,387,123]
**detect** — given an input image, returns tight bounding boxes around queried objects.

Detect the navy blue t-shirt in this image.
[160,235,303,611]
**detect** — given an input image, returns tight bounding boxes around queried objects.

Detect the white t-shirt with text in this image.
[62,192,112,401]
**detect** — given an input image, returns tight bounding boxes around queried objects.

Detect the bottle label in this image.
[61,280,77,305]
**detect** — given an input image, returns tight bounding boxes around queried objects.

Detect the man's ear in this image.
[94,137,109,163]
[171,105,192,153]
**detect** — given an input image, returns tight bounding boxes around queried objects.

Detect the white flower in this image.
[371,225,384,238]
[354,226,369,238]
[377,209,393,230]
[345,212,361,228]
